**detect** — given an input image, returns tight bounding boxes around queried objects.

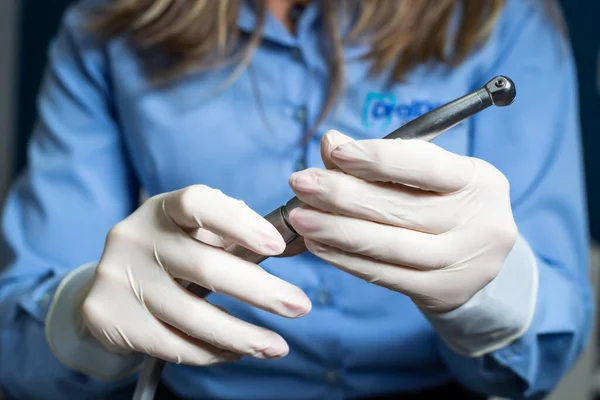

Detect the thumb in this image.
[320,130,355,169]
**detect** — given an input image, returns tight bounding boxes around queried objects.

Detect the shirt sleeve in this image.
[433,1,593,399]
[0,3,141,399]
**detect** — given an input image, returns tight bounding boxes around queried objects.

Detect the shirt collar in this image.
[237,1,321,47]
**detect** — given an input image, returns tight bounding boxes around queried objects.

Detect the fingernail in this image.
[332,142,363,161]
[281,289,312,317]
[289,171,319,193]
[261,346,288,359]
[283,300,310,318]
[260,235,285,253]
[259,335,289,359]
[253,334,289,358]
[288,208,320,231]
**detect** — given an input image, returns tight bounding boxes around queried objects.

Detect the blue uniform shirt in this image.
[0,1,592,399]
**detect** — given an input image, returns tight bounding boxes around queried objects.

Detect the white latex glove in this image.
[81,185,312,366]
[288,130,518,314]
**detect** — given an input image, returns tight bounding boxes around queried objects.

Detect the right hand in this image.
[81,185,312,366]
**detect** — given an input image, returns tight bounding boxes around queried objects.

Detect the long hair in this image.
[88,0,506,133]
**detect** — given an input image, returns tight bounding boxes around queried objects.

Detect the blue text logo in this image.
[362,92,442,129]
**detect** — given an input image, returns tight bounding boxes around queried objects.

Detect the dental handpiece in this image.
[221,75,517,267]
[132,75,516,400]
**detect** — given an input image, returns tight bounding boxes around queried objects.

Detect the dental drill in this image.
[132,75,516,400]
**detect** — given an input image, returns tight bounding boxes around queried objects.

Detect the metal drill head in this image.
[485,76,516,107]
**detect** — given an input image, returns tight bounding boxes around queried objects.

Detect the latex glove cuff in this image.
[45,263,144,381]
[423,234,538,357]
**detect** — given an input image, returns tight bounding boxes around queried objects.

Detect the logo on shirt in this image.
[362,92,442,129]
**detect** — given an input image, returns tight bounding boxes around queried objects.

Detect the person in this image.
[0,0,591,399]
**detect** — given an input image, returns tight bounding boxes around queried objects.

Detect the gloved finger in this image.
[159,323,244,365]
[320,130,354,169]
[162,185,286,255]
[274,235,307,257]
[288,206,450,270]
[290,168,463,234]
[189,227,228,248]
[330,138,476,193]
[143,277,290,359]
[303,238,430,298]
[82,290,241,366]
[156,233,312,318]
[304,238,491,314]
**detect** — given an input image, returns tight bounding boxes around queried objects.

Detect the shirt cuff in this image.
[423,234,539,357]
[45,263,144,381]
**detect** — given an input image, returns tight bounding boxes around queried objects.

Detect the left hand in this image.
[288,130,518,314]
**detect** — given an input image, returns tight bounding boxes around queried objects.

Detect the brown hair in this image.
[88,0,506,135]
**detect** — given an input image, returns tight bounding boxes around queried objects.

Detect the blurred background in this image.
[0,1,598,399]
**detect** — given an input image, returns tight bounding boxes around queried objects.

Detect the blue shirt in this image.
[0,1,592,399]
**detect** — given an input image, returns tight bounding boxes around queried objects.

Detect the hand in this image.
[288,131,518,314]
[82,185,312,365]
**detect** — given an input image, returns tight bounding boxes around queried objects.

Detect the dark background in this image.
[11,0,600,240]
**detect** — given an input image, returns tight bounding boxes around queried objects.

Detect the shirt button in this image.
[291,47,303,61]
[38,293,50,309]
[294,106,307,124]
[324,369,340,385]
[315,290,331,306]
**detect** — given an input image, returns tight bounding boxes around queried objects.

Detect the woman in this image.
[0,0,591,399]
